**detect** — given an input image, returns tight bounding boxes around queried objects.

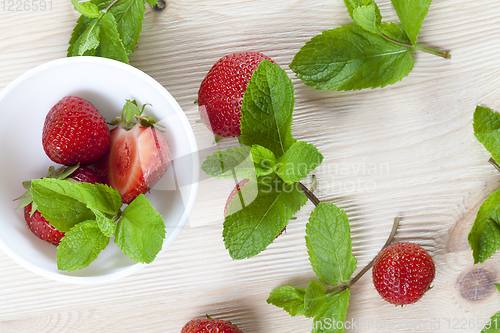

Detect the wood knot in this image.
[153,0,166,11]
[458,268,495,301]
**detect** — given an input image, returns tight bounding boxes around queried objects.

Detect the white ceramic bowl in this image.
[0,57,199,284]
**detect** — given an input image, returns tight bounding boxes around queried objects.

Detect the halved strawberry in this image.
[95,100,170,204]
[16,165,103,246]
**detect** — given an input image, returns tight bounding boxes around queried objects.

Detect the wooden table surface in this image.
[1,0,500,332]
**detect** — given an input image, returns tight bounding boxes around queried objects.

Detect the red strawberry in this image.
[95,100,170,204]
[198,52,274,137]
[372,242,435,305]
[17,166,103,246]
[181,317,243,333]
[42,96,110,165]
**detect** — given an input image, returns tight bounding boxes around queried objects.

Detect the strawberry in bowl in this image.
[95,100,171,204]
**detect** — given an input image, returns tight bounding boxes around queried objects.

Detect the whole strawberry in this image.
[372,242,435,305]
[181,317,243,333]
[42,96,110,165]
[17,165,103,246]
[198,51,274,137]
[95,100,170,204]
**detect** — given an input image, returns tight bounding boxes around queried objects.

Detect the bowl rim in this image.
[0,56,200,284]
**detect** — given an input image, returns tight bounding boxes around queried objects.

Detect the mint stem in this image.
[414,43,451,59]
[381,34,450,59]
[327,217,400,294]
[489,158,500,173]
[299,182,320,206]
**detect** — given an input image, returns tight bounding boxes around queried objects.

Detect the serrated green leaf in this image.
[31,180,95,232]
[304,280,327,318]
[239,60,296,157]
[306,203,357,286]
[468,188,500,264]
[391,0,432,45]
[276,141,323,184]
[482,312,500,333]
[267,286,307,316]
[201,146,255,180]
[312,289,350,333]
[107,0,147,56]
[223,176,307,259]
[71,18,101,57]
[146,0,157,6]
[71,0,100,18]
[100,12,129,64]
[290,23,414,91]
[251,145,277,177]
[31,179,122,232]
[115,194,165,263]
[68,15,96,57]
[57,220,110,271]
[344,0,382,35]
[474,106,500,163]
[496,283,500,294]
[90,208,116,237]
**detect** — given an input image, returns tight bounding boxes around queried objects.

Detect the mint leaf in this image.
[68,15,96,56]
[251,145,277,177]
[115,194,166,263]
[267,286,306,316]
[71,19,101,57]
[31,179,95,232]
[91,208,117,237]
[239,60,296,157]
[304,280,327,318]
[312,289,350,333]
[71,0,100,18]
[146,0,157,6]
[276,141,323,184]
[100,12,129,64]
[483,312,500,333]
[496,283,500,294]
[306,203,357,286]
[468,188,500,264]
[223,176,307,259]
[107,0,147,56]
[474,106,500,163]
[290,23,414,91]
[31,179,122,232]
[391,0,432,46]
[56,220,110,271]
[344,0,382,35]
[201,146,255,180]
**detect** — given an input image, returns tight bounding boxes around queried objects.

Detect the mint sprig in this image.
[291,0,449,91]
[68,0,157,63]
[30,178,166,271]
[469,106,500,263]
[200,60,324,259]
[268,206,400,333]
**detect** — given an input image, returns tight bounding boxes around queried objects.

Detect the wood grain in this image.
[1,0,500,332]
